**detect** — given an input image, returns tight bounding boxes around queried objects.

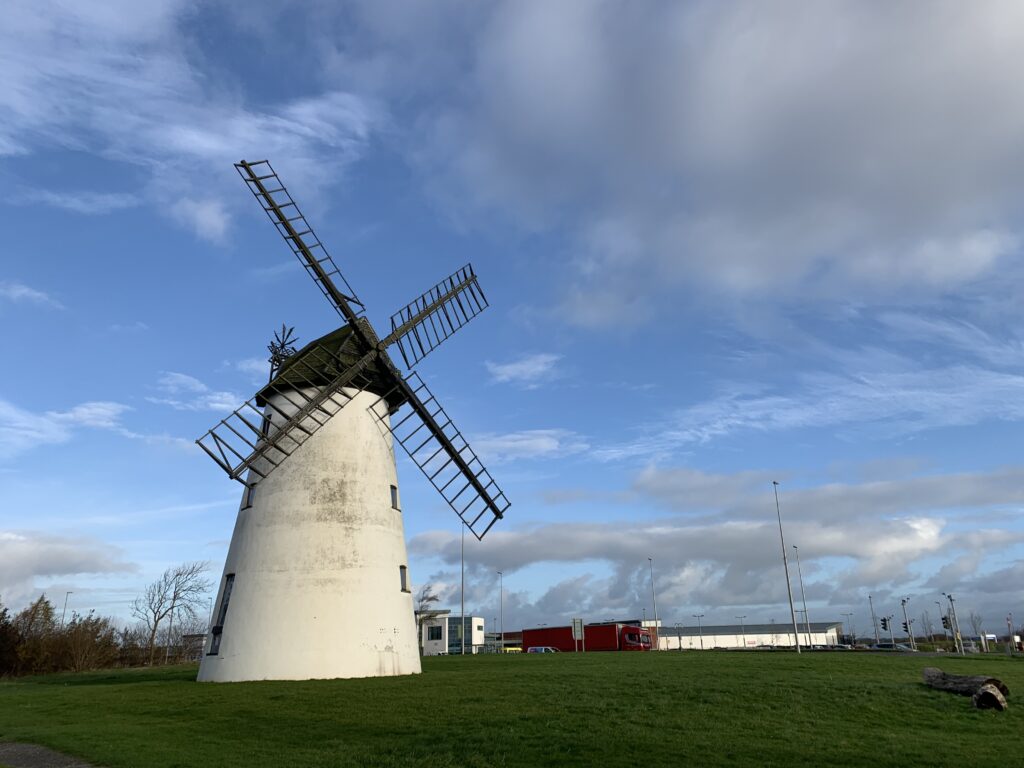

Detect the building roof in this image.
[661,621,842,637]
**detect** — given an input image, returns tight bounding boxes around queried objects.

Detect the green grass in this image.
[1,653,1022,767]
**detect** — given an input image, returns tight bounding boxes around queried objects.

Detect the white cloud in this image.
[170,198,229,244]
[108,320,150,333]
[18,189,139,215]
[232,357,270,381]
[148,371,240,412]
[0,280,63,309]
[0,399,132,459]
[1,2,379,240]
[598,364,1024,460]
[485,353,562,387]
[314,1,1024,323]
[0,531,136,606]
[473,429,589,463]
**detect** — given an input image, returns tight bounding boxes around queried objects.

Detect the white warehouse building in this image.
[657,621,843,650]
[420,611,487,655]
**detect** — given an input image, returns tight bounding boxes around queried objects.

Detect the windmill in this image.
[195,160,510,682]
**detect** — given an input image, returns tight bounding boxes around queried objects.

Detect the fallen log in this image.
[974,683,1008,711]
[922,667,1009,710]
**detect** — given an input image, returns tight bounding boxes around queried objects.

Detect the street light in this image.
[943,592,965,655]
[736,615,747,649]
[497,570,503,654]
[676,622,683,652]
[868,594,881,645]
[936,600,950,648]
[648,557,660,647]
[773,481,802,654]
[460,522,465,655]
[60,591,73,628]
[900,597,915,650]
[792,545,812,648]
[692,614,705,650]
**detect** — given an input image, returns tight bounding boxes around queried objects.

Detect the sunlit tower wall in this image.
[198,381,421,682]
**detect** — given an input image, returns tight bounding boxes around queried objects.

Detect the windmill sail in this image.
[236,160,364,318]
[196,325,388,484]
[370,372,509,539]
[386,264,489,369]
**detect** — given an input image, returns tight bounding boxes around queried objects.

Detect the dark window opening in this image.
[241,483,257,510]
[399,565,410,593]
[428,625,442,641]
[208,574,235,656]
[390,485,400,510]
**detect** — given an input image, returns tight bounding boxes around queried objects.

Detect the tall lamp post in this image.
[841,612,854,646]
[772,481,802,654]
[736,615,747,649]
[943,592,964,655]
[936,600,950,648]
[900,597,915,650]
[676,622,683,651]
[792,545,812,648]
[648,557,660,647]
[692,614,705,650]
[497,570,503,654]
[868,595,881,645]
[60,591,73,629]
[460,522,465,655]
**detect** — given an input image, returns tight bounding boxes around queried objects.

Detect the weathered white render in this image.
[198,387,421,682]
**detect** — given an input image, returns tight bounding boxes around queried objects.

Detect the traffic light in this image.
[902,621,909,633]
[942,615,951,629]
[880,617,889,630]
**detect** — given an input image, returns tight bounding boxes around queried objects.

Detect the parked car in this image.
[526,646,560,653]
[870,642,917,652]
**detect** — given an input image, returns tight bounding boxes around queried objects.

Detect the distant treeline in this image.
[1,562,213,677]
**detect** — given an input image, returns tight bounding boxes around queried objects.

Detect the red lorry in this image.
[521,623,652,652]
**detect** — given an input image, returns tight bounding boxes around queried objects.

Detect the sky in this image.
[3,0,1024,641]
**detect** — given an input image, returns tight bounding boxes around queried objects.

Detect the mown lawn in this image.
[1,652,1021,767]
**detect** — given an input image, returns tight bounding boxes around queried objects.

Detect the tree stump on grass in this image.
[922,667,1009,710]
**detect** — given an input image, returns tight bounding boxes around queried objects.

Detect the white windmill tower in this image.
[195,160,510,682]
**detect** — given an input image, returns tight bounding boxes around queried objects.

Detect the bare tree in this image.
[969,611,986,651]
[414,584,444,656]
[131,562,212,665]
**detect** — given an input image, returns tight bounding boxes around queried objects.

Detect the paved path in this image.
[0,743,99,768]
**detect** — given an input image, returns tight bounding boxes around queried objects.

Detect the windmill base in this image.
[197,388,422,682]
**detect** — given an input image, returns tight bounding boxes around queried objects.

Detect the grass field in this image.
[1,652,1022,767]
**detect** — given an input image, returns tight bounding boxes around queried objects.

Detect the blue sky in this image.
[3,1,1024,639]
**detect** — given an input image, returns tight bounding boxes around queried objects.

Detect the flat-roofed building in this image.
[658,621,842,650]
[420,611,487,655]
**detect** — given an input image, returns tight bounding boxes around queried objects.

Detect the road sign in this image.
[572,618,584,640]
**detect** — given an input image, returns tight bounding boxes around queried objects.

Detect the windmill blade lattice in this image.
[236,160,364,317]
[197,332,381,484]
[370,372,510,539]
[387,264,489,369]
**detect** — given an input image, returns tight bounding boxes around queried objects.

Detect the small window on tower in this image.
[241,484,257,510]
[208,574,235,656]
[390,485,400,510]
[399,565,410,593]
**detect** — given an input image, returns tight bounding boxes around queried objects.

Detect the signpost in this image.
[572,617,585,652]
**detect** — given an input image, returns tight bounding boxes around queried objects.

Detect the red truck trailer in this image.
[522,623,652,652]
